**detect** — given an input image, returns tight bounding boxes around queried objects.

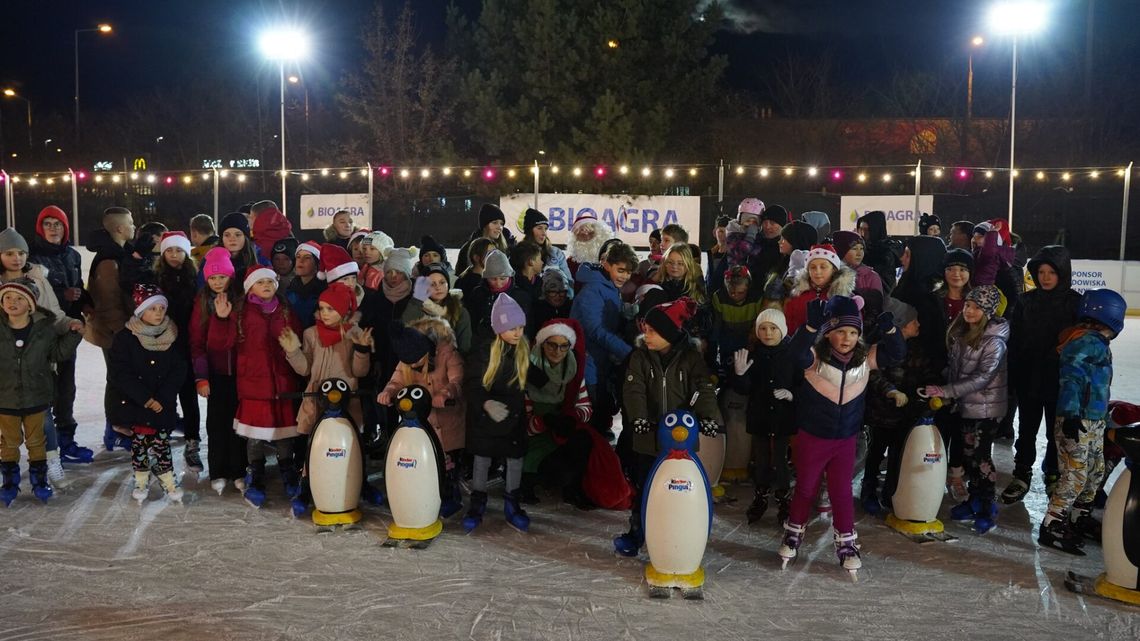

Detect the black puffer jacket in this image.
[865,336,944,432]
[729,339,801,437]
[107,324,187,431]
[1009,245,1080,389]
[464,339,528,458]
[27,236,86,319]
[857,211,900,292]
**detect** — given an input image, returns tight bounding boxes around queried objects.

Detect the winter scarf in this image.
[316,319,352,348]
[126,315,178,352]
[381,277,412,304]
[247,293,280,314]
[527,352,578,407]
[830,348,854,367]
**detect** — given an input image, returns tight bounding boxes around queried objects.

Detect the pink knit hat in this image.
[202,246,235,279]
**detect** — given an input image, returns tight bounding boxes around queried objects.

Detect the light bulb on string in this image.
[759,167,769,177]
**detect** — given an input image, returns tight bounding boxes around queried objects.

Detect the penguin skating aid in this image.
[382,385,446,549]
[886,409,958,544]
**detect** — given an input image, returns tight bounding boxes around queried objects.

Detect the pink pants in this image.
[788,431,857,533]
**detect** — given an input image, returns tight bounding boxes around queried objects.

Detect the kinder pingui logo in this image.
[667,478,693,492]
[923,452,942,464]
[326,447,346,459]
[397,456,417,469]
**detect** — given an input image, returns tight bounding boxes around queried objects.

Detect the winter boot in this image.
[972,498,998,534]
[778,521,806,569]
[132,471,150,503]
[950,496,981,521]
[999,468,1031,505]
[157,471,184,502]
[834,530,862,574]
[947,466,968,502]
[613,523,645,557]
[281,465,302,500]
[243,463,267,508]
[747,487,770,524]
[28,461,52,503]
[1071,503,1102,542]
[58,428,94,464]
[462,490,488,532]
[0,462,20,507]
[45,450,66,488]
[1038,514,1086,555]
[503,490,531,532]
[439,470,463,518]
[183,439,203,473]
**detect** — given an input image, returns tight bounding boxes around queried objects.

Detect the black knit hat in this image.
[478,203,506,229]
[780,220,818,251]
[422,262,451,289]
[644,297,697,345]
[919,213,942,235]
[390,321,436,364]
[761,204,791,226]
[523,208,548,237]
[220,212,250,237]
[944,248,974,272]
[419,235,448,259]
[272,236,298,260]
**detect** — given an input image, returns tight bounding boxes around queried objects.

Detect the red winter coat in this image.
[189,292,236,380]
[251,208,294,260]
[208,296,302,440]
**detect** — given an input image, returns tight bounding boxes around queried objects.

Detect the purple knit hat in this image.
[820,295,864,335]
[491,293,526,335]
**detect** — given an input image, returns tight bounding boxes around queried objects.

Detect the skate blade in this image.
[648,586,672,599]
[681,587,704,600]
[848,570,859,583]
[1038,537,1087,556]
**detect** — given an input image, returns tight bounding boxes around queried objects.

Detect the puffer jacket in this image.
[570,262,632,377]
[943,317,1010,419]
[1056,327,1112,421]
[28,235,86,320]
[381,317,466,452]
[622,338,722,457]
[0,310,82,411]
[1009,245,1080,389]
[782,265,856,335]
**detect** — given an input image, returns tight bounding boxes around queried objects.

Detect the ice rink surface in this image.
[2,320,1140,641]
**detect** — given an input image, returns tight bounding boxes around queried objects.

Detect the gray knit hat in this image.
[0,228,29,254]
[483,249,515,279]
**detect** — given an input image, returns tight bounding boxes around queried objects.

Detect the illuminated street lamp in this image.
[259,27,312,216]
[2,89,32,148]
[75,23,113,143]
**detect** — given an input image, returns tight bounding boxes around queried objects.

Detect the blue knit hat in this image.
[820,295,863,335]
[491,293,526,335]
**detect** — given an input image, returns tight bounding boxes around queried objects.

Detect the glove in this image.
[632,418,653,435]
[726,220,745,237]
[744,224,759,242]
[886,390,908,408]
[1061,416,1085,440]
[483,400,510,423]
[621,301,639,320]
[773,388,793,402]
[919,385,945,399]
[413,276,430,301]
[527,363,550,389]
[699,418,721,437]
[732,349,753,376]
[806,298,827,330]
[422,299,447,317]
[876,311,896,335]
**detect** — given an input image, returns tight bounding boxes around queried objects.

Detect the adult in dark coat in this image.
[857,210,900,292]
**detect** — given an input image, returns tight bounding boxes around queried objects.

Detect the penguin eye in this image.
[682,414,695,428]
[336,380,349,392]
[411,388,423,400]
[396,389,407,399]
[665,414,678,427]
[320,381,333,393]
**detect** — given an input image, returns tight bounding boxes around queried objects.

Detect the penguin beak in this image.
[672,426,688,443]
[327,390,343,405]
[398,398,413,413]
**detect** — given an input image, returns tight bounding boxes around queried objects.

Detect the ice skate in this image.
[243,467,266,509]
[210,478,227,495]
[746,488,769,524]
[946,466,968,502]
[158,472,183,503]
[59,432,94,464]
[132,471,150,504]
[613,525,644,557]
[1071,504,1102,542]
[973,498,998,535]
[1038,516,1086,556]
[834,530,862,582]
[0,462,20,507]
[439,470,463,518]
[45,451,66,488]
[503,491,530,533]
[949,497,979,521]
[462,490,487,533]
[183,439,203,473]
[29,461,52,503]
[778,521,805,569]
[999,470,1030,505]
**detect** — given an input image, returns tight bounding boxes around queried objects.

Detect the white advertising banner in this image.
[838,195,934,237]
[299,194,371,231]
[499,193,702,247]
[1069,260,1125,294]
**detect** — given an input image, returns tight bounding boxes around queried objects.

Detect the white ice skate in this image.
[835,531,862,582]
[778,522,805,570]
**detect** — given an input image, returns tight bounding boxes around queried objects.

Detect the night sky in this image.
[1,0,1137,123]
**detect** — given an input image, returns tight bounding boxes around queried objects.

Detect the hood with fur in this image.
[405,315,457,349]
[790,263,856,298]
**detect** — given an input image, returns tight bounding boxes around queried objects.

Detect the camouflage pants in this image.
[1048,417,1106,517]
[961,418,998,500]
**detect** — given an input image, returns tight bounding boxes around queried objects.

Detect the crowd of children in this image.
[0,198,1126,574]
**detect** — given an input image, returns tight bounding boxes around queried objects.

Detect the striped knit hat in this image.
[820,295,863,335]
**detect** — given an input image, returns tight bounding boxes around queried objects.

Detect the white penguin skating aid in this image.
[305,379,364,531]
[382,385,446,549]
[886,406,958,543]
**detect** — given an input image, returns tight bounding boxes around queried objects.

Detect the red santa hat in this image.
[159,231,192,256]
[132,283,168,316]
[570,211,598,232]
[805,243,842,271]
[243,265,278,293]
[320,243,359,283]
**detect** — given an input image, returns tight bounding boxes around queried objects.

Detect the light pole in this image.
[987,2,1047,231]
[259,28,312,217]
[2,89,32,149]
[967,36,984,119]
[287,75,310,168]
[74,23,113,144]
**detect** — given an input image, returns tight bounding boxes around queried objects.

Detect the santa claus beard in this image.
[566,223,615,264]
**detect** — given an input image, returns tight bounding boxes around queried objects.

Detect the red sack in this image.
[580,427,633,510]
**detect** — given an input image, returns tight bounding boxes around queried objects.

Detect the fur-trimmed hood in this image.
[789,264,856,298]
[406,315,457,349]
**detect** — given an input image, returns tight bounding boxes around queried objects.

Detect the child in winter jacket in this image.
[0,279,83,506]
[615,297,723,557]
[922,285,1009,535]
[782,244,856,335]
[358,231,392,292]
[209,265,303,508]
[285,241,327,330]
[1002,246,1081,504]
[189,247,248,495]
[400,263,473,355]
[1036,289,1124,554]
[466,249,533,341]
[380,318,467,517]
[531,268,572,330]
[711,266,766,483]
[110,284,187,503]
[859,298,941,515]
[731,308,800,525]
[778,295,904,575]
[462,293,532,532]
